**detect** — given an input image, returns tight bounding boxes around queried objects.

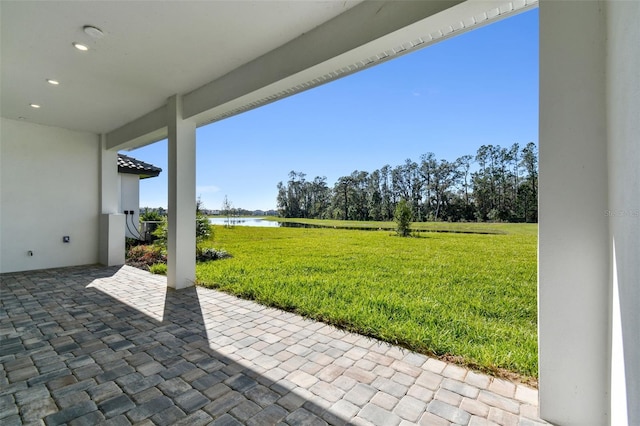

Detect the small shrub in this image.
[196,213,211,242]
[394,199,412,237]
[125,237,141,249]
[149,263,167,275]
[126,244,166,270]
[140,210,163,222]
[151,215,212,247]
[197,247,232,262]
[152,217,168,246]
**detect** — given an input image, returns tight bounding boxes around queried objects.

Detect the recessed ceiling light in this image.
[30,104,41,108]
[47,79,60,85]
[73,42,89,51]
[83,25,104,39]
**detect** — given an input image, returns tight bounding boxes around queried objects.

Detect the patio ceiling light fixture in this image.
[83,25,104,39]
[46,79,59,85]
[30,104,41,108]
[73,42,89,51]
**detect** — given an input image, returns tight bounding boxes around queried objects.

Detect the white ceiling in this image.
[1,0,363,134]
[1,0,536,147]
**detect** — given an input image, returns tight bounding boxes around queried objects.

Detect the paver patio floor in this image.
[1,265,549,425]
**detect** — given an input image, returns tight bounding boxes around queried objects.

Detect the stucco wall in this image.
[0,118,100,273]
[119,173,141,239]
[607,2,640,425]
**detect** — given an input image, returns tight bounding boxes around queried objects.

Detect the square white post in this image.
[606,2,640,425]
[539,1,610,424]
[100,134,119,214]
[99,134,125,266]
[167,95,196,289]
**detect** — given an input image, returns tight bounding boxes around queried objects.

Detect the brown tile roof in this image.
[117,154,162,179]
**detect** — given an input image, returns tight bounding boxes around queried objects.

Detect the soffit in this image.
[0,0,362,134]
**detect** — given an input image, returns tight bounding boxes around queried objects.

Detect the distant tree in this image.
[379,165,394,221]
[277,172,330,219]
[473,145,501,221]
[350,170,369,220]
[276,182,288,216]
[430,159,459,221]
[508,143,521,218]
[309,176,331,219]
[419,153,437,219]
[394,199,412,237]
[367,170,383,221]
[519,142,538,222]
[333,176,354,220]
[276,171,307,217]
[455,155,475,220]
[221,195,233,227]
[276,142,538,224]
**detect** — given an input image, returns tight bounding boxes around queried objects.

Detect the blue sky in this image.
[131,8,538,211]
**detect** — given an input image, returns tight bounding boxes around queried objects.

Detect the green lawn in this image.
[196,223,538,382]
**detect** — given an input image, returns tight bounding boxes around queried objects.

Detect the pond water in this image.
[208,217,281,227]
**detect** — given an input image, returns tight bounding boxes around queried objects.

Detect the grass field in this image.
[196,222,538,382]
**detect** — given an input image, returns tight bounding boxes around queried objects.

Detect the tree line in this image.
[276,142,538,223]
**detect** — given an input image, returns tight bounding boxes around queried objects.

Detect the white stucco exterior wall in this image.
[119,173,141,239]
[606,2,640,425]
[0,118,100,273]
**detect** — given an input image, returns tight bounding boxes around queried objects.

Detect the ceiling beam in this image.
[182,0,464,123]
[107,0,536,151]
[106,105,167,151]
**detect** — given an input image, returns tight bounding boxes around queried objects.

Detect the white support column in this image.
[99,134,125,266]
[100,134,119,214]
[167,95,196,289]
[539,1,610,425]
[606,2,640,425]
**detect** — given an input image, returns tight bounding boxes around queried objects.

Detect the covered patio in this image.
[1,1,638,425]
[1,265,545,425]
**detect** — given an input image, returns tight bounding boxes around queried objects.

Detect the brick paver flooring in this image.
[0,265,550,425]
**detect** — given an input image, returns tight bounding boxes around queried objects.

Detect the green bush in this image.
[196,247,232,262]
[140,210,163,222]
[196,213,211,242]
[127,200,227,272]
[152,214,212,247]
[149,263,167,275]
[394,199,412,237]
[126,244,166,270]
